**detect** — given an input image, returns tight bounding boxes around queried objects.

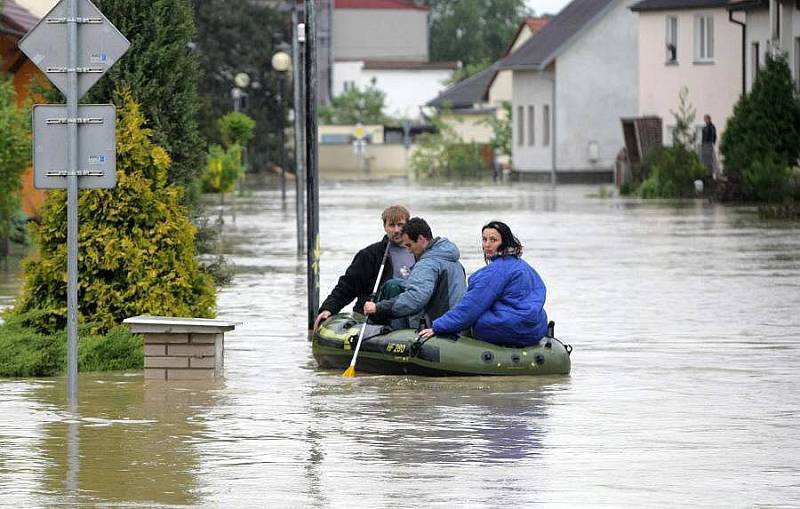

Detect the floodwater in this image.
[1,179,799,507]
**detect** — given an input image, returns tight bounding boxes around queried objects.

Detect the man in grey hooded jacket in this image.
[363,217,466,329]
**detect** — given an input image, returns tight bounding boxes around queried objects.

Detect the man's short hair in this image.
[402,217,432,242]
[381,205,410,225]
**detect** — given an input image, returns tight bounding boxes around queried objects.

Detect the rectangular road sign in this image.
[33,104,117,189]
[18,0,130,99]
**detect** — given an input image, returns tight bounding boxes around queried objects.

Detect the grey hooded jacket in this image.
[375,237,466,324]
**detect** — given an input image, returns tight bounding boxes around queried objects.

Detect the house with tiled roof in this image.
[332,0,458,119]
[497,0,640,182]
[1,0,46,219]
[631,0,742,148]
[425,17,549,154]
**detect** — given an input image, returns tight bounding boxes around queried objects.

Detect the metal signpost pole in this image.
[305,0,319,330]
[19,0,129,402]
[66,0,79,401]
[292,7,305,254]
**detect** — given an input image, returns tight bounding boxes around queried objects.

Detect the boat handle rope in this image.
[409,334,430,358]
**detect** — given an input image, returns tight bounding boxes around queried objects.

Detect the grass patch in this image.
[0,312,143,377]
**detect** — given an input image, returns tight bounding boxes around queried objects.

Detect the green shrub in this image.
[0,312,142,377]
[742,153,792,202]
[639,145,707,198]
[13,88,216,335]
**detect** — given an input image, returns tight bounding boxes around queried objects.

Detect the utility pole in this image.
[292,5,306,254]
[304,0,319,330]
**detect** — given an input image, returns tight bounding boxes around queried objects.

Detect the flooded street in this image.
[1,179,799,506]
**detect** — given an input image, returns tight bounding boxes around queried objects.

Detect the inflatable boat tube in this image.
[313,313,572,376]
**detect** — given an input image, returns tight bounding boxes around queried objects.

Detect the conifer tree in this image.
[721,53,800,200]
[15,89,215,334]
[84,0,204,195]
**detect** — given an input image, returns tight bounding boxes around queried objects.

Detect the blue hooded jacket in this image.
[432,255,548,346]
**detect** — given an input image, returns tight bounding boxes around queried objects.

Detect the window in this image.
[542,105,550,146]
[695,14,714,62]
[517,105,524,146]
[665,16,678,63]
[343,80,356,91]
[527,105,535,146]
[752,41,760,83]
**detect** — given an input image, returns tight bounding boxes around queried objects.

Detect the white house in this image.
[497,0,640,182]
[729,0,800,91]
[631,0,742,146]
[332,0,458,119]
[425,17,549,146]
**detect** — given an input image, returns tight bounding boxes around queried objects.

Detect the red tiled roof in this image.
[524,16,550,33]
[335,0,430,11]
[1,0,38,35]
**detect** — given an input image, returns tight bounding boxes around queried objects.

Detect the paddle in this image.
[343,241,391,377]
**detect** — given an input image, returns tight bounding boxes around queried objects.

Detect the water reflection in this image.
[23,374,221,506]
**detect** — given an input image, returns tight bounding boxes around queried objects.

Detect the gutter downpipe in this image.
[729,10,746,95]
[551,66,557,185]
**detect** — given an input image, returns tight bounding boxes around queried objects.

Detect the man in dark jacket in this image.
[313,205,413,330]
[363,217,466,329]
[701,114,719,179]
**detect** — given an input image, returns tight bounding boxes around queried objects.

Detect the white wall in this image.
[555,0,639,173]
[638,9,742,144]
[744,5,800,91]
[512,70,554,172]
[333,8,428,61]
[333,61,453,119]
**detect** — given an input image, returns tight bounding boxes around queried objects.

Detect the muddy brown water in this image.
[1,180,798,506]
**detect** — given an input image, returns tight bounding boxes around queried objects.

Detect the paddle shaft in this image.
[346,242,391,369]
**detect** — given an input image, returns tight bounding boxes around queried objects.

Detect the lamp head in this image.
[271,51,291,72]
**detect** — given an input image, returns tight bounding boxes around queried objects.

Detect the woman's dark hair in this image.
[482,220,523,259]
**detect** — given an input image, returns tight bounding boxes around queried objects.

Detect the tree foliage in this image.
[0,73,31,255]
[192,0,289,173]
[14,89,215,335]
[319,82,393,125]
[447,58,492,85]
[417,0,530,67]
[218,112,256,148]
[670,86,696,148]
[85,0,204,196]
[720,53,800,201]
[482,101,512,159]
[411,113,486,179]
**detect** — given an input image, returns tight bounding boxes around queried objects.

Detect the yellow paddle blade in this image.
[342,365,356,377]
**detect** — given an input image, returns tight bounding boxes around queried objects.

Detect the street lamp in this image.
[272,50,290,204]
[231,72,250,112]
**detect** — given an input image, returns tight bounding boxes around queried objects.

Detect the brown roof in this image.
[1,0,38,36]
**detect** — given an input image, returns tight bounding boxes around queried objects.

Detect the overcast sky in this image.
[527,0,570,16]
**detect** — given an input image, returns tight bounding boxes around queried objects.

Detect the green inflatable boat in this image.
[313,313,572,376]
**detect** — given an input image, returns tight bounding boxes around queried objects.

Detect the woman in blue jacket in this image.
[419,221,548,347]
